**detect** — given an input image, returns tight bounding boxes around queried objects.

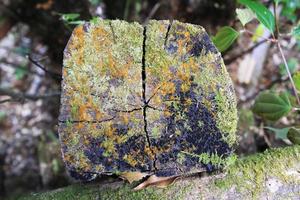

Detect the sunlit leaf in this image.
[236,8,256,26]
[264,127,290,139]
[212,26,240,52]
[252,91,292,121]
[287,127,300,144]
[67,21,85,25]
[61,13,80,21]
[251,24,264,42]
[293,71,300,91]
[239,0,275,32]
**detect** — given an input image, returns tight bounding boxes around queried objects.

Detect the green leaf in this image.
[279,58,298,76]
[14,66,28,80]
[60,13,80,22]
[252,91,292,121]
[0,111,6,122]
[89,0,101,6]
[90,17,100,24]
[287,127,300,144]
[236,8,256,26]
[292,25,300,39]
[264,127,290,139]
[68,20,85,25]
[293,71,300,91]
[239,0,275,32]
[212,26,240,52]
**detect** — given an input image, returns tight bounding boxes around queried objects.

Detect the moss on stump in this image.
[19,146,300,200]
[58,19,238,180]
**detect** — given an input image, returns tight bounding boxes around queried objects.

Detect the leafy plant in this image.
[212,26,239,52]
[59,13,85,25]
[252,91,292,121]
[277,0,300,22]
[236,8,256,26]
[239,0,275,32]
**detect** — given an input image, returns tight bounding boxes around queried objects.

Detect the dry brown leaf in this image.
[120,171,149,184]
[133,175,179,191]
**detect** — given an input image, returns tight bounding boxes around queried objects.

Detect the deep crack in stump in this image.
[58,19,238,180]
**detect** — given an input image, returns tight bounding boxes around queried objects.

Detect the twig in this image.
[272,2,300,106]
[0,87,60,103]
[224,39,268,64]
[27,55,62,81]
[143,2,162,25]
[0,59,44,77]
[273,1,279,39]
[0,98,12,104]
[277,42,300,105]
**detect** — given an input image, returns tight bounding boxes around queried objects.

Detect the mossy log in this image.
[20,145,300,200]
[58,19,237,180]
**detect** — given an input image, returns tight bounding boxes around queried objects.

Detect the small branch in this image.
[143,2,162,25]
[0,87,60,103]
[224,39,268,65]
[273,2,281,40]
[27,55,62,81]
[0,59,44,77]
[0,98,12,104]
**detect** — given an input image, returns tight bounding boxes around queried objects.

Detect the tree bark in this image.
[20,145,300,200]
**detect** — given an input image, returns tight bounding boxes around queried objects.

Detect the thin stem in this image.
[272,2,299,105]
[273,2,280,39]
[277,42,300,106]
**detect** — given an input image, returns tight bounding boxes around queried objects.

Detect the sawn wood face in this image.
[59,19,238,180]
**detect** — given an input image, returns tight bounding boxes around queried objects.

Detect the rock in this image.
[58,19,238,180]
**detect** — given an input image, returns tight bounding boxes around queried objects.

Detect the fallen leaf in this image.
[133,175,179,191]
[120,171,149,184]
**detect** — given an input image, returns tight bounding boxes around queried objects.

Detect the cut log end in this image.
[58,19,238,179]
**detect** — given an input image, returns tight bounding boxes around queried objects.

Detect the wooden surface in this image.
[58,19,238,180]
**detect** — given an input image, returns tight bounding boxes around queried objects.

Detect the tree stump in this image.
[58,19,238,180]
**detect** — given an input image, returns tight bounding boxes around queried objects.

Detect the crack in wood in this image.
[164,19,172,48]
[142,25,157,171]
[58,116,116,124]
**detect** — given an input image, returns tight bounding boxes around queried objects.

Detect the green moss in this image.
[215,88,238,146]
[181,151,237,168]
[18,183,166,200]
[18,146,300,199]
[214,145,300,199]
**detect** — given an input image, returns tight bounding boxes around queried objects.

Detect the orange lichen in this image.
[76,122,84,129]
[160,81,176,96]
[123,155,138,167]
